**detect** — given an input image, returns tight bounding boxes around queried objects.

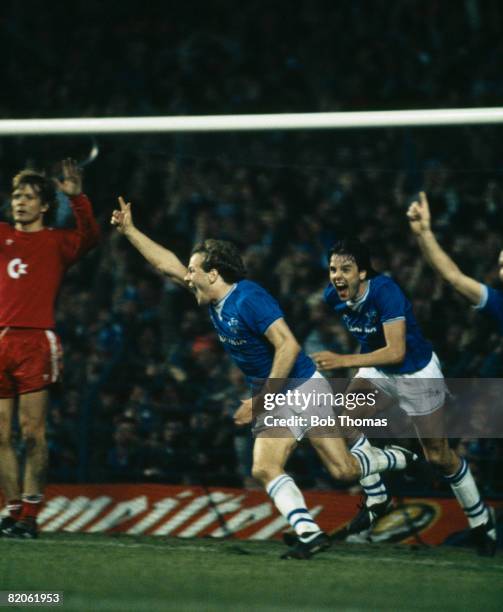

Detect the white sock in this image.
[351,438,390,506]
[444,458,489,528]
[351,436,405,478]
[266,474,321,536]
[361,474,389,507]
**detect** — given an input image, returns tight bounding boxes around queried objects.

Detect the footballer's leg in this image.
[308,431,414,542]
[413,409,496,556]
[303,377,412,487]
[4,390,49,539]
[20,389,49,494]
[252,433,330,559]
[0,397,22,534]
[343,377,395,508]
[329,378,398,541]
[309,435,359,481]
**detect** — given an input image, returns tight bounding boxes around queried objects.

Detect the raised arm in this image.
[407,192,483,305]
[57,159,100,261]
[111,196,188,287]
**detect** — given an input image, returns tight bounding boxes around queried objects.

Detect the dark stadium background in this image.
[1,0,502,497]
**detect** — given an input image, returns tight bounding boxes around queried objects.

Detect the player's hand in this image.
[55,158,82,196]
[311,350,346,370]
[234,398,254,426]
[111,196,134,235]
[407,191,431,235]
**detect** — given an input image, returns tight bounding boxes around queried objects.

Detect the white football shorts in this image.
[354,352,447,417]
[254,371,335,440]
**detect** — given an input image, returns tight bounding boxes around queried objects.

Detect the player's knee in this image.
[252,463,279,485]
[20,425,46,449]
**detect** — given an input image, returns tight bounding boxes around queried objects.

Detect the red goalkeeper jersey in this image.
[0,193,100,329]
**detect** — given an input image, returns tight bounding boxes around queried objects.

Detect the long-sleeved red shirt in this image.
[0,193,100,329]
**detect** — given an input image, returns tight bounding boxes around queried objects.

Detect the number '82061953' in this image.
[4,592,62,605]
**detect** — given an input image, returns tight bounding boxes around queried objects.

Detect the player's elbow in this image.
[157,264,171,275]
[87,224,101,248]
[282,338,301,359]
[289,339,301,356]
[155,260,173,276]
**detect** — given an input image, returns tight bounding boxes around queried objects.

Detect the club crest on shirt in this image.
[227,317,240,333]
[7,258,28,279]
[365,309,379,326]
[363,309,378,333]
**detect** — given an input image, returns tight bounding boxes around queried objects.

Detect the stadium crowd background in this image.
[0,1,502,495]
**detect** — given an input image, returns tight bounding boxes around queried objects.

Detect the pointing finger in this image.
[419,192,430,211]
[63,158,74,177]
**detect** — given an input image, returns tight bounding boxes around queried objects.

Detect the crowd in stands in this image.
[1,0,502,495]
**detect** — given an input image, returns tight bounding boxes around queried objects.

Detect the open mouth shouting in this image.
[334,282,349,300]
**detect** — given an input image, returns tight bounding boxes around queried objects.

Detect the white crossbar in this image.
[0,107,503,136]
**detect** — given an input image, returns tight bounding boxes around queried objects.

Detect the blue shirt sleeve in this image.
[374,280,406,324]
[475,284,503,330]
[238,290,284,335]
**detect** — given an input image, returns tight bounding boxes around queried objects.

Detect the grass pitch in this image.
[1,534,502,611]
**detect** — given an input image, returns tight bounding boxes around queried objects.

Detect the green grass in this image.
[1,534,502,611]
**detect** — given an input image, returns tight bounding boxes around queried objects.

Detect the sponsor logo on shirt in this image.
[218,334,247,346]
[7,258,28,279]
[343,313,377,335]
[347,325,378,334]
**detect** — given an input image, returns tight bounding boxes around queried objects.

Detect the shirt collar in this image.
[213,283,237,318]
[346,280,370,310]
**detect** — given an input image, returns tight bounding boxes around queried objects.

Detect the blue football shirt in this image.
[324,274,433,374]
[209,280,315,381]
[474,284,503,333]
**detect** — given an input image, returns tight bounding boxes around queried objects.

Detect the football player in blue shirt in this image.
[408,191,503,332]
[111,197,413,559]
[312,237,496,556]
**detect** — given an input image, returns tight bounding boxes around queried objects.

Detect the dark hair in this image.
[191,239,246,283]
[12,169,58,225]
[327,238,377,278]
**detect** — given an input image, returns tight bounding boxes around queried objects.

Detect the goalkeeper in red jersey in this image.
[0,159,100,539]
